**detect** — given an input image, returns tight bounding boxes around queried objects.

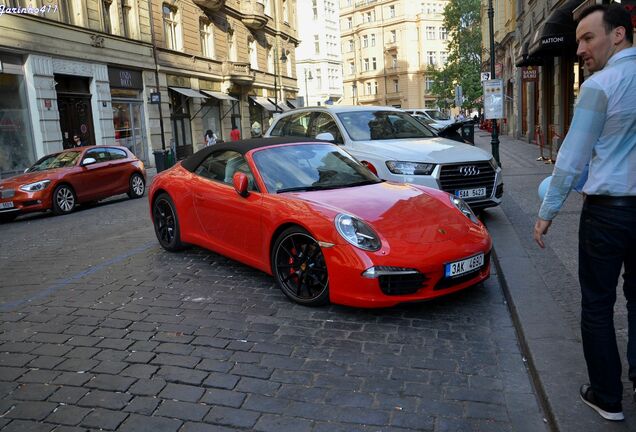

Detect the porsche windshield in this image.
[28,151,81,172]
[253,144,380,193]
[336,110,436,141]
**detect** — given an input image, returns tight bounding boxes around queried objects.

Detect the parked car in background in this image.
[0,146,146,222]
[265,106,503,210]
[149,137,492,308]
[404,108,455,130]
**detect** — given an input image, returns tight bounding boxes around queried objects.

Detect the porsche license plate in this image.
[0,201,14,210]
[445,253,484,277]
[455,188,486,199]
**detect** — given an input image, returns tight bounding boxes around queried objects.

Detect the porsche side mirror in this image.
[82,157,97,166]
[232,172,249,197]
[315,132,335,143]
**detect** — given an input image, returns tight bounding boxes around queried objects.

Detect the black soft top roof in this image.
[180,137,328,172]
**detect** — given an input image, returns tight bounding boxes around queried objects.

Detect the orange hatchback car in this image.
[0,146,145,222]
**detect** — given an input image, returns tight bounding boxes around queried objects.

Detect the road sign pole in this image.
[488,0,501,167]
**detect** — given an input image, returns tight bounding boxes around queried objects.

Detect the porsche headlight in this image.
[335,214,381,251]
[385,161,435,175]
[19,180,51,192]
[449,195,480,224]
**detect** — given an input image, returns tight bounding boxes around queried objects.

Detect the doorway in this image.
[55,75,95,148]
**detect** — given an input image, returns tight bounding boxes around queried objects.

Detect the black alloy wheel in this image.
[272,227,329,306]
[128,173,145,199]
[152,193,185,251]
[52,184,76,215]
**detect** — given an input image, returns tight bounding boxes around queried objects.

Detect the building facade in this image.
[339,0,449,109]
[295,0,343,107]
[0,0,300,177]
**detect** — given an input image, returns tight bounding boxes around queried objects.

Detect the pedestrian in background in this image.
[72,133,85,147]
[204,129,217,146]
[533,4,635,422]
[230,124,241,141]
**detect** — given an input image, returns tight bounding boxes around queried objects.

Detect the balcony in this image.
[241,0,267,30]
[223,62,256,85]
[192,0,225,11]
[384,41,398,52]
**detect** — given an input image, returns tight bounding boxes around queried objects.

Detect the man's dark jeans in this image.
[579,201,636,405]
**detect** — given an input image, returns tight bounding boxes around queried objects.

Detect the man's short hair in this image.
[578,4,634,44]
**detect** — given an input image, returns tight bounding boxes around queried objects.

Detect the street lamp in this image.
[488,0,501,166]
[274,48,288,113]
[304,68,313,107]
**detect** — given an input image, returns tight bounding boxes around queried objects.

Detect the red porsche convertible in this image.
[149,137,491,308]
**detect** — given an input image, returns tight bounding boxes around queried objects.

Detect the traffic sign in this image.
[483,79,503,119]
[480,72,491,82]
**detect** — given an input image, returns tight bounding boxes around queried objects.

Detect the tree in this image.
[426,0,482,111]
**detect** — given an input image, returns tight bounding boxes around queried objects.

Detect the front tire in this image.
[52,184,76,215]
[271,227,330,306]
[152,193,185,251]
[128,173,145,199]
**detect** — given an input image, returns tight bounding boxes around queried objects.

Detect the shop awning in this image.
[201,91,238,101]
[270,99,291,111]
[169,87,209,98]
[249,96,277,112]
[528,0,580,58]
[515,41,544,67]
[286,100,297,109]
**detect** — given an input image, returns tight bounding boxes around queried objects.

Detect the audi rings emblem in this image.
[459,165,480,176]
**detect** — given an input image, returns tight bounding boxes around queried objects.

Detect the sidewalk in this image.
[475,131,635,431]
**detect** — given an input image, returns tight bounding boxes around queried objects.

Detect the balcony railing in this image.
[241,0,267,30]
[355,0,377,7]
[223,62,256,85]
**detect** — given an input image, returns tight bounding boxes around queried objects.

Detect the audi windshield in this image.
[336,111,437,141]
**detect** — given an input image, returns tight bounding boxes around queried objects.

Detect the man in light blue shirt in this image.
[533,4,635,421]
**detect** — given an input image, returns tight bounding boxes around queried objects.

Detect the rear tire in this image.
[128,173,145,199]
[0,213,18,223]
[152,193,185,251]
[52,184,76,215]
[271,226,330,306]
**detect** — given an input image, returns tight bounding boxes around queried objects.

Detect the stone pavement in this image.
[475,131,635,431]
[0,170,548,430]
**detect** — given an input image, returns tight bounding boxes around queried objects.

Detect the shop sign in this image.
[167,75,190,88]
[149,92,161,104]
[522,66,538,81]
[199,80,222,92]
[108,67,143,90]
[483,79,504,120]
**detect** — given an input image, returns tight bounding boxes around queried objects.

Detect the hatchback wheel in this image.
[128,173,145,199]
[272,227,329,306]
[52,185,76,215]
[152,193,185,251]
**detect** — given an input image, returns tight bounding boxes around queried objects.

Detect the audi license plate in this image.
[0,201,14,210]
[455,188,486,199]
[445,253,484,278]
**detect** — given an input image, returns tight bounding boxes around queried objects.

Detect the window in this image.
[393,79,399,92]
[283,0,289,22]
[391,54,397,68]
[370,34,375,47]
[312,0,318,20]
[388,5,395,18]
[85,148,110,164]
[264,0,272,15]
[195,151,257,190]
[313,113,343,143]
[249,38,258,69]
[352,84,358,97]
[347,17,352,29]
[440,51,448,65]
[390,30,396,43]
[425,78,435,92]
[365,11,372,22]
[200,20,215,58]
[427,51,436,66]
[106,148,128,160]
[228,30,237,61]
[121,1,132,37]
[373,81,378,94]
[372,57,376,70]
[349,61,355,74]
[267,48,274,73]
[426,26,436,40]
[315,69,322,87]
[363,58,369,71]
[102,0,113,34]
[439,27,447,40]
[362,35,368,48]
[366,82,371,95]
[348,39,354,51]
[163,4,181,50]
[314,35,320,55]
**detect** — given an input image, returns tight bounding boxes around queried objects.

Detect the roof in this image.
[278,105,404,114]
[180,137,328,172]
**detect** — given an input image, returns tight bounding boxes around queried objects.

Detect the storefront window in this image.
[112,99,147,163]
[0,73,35,178]
[201,100,221,142]
[249,99,270,138]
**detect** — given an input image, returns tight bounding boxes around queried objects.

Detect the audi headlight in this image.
[385,161,435,175]
[335,214,381,251]
[449,195,480,224]
[19,180,51,192]
[489,156,498,170]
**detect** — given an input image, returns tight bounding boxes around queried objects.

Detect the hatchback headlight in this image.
[20,180,51,192]
[335,214,381,251]
[385,161,435,175]
[449,195,480,224]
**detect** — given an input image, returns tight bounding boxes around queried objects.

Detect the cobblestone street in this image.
[0,194,546,431]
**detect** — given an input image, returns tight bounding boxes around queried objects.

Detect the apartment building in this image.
[295,0,343,107]
[339,0,449,109]
[0,0,300,176]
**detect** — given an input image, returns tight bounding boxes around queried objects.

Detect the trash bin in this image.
[153,149,169,172]
[460,121,475,145]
